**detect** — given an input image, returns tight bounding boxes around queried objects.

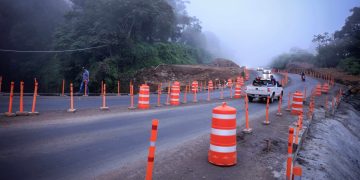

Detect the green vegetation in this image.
[0,0,212,92]
[271,7,360,75]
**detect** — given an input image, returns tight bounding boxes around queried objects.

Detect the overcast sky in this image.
[187,0,360,67]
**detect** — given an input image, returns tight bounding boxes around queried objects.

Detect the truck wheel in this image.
[248,96,253,102]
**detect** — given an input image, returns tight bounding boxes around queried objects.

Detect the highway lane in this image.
[0,73,318,179]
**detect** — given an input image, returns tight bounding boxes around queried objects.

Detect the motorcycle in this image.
[301,74,306,81]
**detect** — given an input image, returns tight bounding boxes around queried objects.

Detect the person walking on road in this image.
[79,67,90,95]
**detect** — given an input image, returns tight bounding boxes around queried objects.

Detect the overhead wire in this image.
[0,45,108,53]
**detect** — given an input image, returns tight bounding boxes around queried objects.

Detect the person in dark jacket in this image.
[79,67,90,95]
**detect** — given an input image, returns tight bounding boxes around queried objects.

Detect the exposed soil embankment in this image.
[132,59,243,92]
[297,94,360,179]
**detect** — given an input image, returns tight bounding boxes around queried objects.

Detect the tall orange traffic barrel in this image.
[170,81,180,106]
[208,102,237,166]
[138,84,150,109]
[291,91,304,115]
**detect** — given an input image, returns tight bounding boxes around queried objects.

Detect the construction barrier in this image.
[4,81,15,117]
[83,80,88,96]
[16,81,29,116]
[219,85,224,100]
[61,79,65,96]
[128,84,136,110]
[243,95,252,133]
[286,127,294,180]
[192,81,198,102]
[291,91,303,115]
[170,81,180,106]
[165,82,171,105]
[145,119,159,180]
[234,82,241,99]
[263,96,270,125]
[276,94,283,116]
[208,102,237,166]
[157,83,162,107]
[117,80,120,96]
[67,83,76,112]
[227,78,233,87]
[208,80,214,91]
[322,83,329,94]
[138,84,150,109]
[315,84,322,96]
[29,82,39,115]
[100,84,109,110]
[292,166,302,180]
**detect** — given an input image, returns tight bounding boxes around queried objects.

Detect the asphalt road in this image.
[0,73,318,179]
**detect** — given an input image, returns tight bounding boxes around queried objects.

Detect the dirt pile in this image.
[134,60,242,87]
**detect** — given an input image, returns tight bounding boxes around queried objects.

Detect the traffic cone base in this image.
[262,121,270,125]
[100,106,109,111]
[67,109,77,113]
[276,112,283,116]
[82,95,89,97]
[16,111,29,116]
[4,112,16,117]
[28,112,39,116]
[242,128,253,134]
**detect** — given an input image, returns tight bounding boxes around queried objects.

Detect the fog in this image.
[187,0,360,67]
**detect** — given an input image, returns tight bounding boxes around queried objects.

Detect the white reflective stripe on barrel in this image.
[139,94,150,98]
[212,113,236,120]
[138,101,149,104]
[171,93,180,96]
[209,144,236,153]
[292,107,303,111]
[211,128,236,136]
[150,141,156,147]
[170,99,179,101]
[292,101,303,105]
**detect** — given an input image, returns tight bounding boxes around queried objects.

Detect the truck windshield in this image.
[253,80,274,87]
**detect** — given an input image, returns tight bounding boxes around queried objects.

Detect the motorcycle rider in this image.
[301,72,306,81]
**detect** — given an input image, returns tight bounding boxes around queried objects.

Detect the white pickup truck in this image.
[245,79,283,103]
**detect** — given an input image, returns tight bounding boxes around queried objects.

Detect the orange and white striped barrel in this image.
[138,84,150,109]
[208,102,237,166]
[322,83,329,94]
[191,81,198,93]
[208,80,214,91]
[227,78,233,87]
[315,84,322,96]
[291,91,303,115]
[234,83,241,99]
[170,81,180,106]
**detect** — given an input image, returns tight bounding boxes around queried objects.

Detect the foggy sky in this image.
[187,0,360,67]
